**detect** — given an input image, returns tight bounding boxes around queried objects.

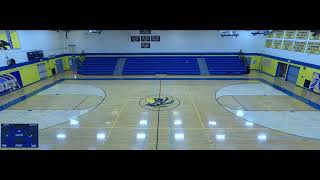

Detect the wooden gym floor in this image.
[1,71,320,150]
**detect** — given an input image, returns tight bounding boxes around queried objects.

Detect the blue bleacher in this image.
[204,56,246,75]
[122,57,200,75]
[77,57,117,75]
[77,56,246,75]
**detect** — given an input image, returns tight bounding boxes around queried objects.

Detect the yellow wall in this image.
[296,66,320,87]
[254,55,320,88]
[0,56,76,90]
[62,56,70,70]
[249,56,262,70]
[19,65,40,86]
[46,59,56,77]
[10,31,21,49]
[260,57,278,76]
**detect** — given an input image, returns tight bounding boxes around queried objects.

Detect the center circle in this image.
[139,95,180,111]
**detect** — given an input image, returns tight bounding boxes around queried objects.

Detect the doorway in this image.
[286,65,300,84]
[276,62,288,79]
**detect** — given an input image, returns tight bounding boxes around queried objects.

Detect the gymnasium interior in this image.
[1,30,320,150]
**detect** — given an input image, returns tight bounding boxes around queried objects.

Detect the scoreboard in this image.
[1,124,38,148]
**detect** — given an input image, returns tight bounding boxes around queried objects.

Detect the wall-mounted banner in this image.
[309,32,320,40]
[295,30,309,40]
[0,71,23,96]
[310,72,320,94]
[273,40,282,49]
[282,40,293,51]
[306,42,320,54]
[284,30,296,39]
[131,36,140,42]
[141,43,150,48]
[141,36,151,42]
[267,32,274,38]
[293,41,306,52]
[265,39,273,48]
[151,35,160,41]
[140,30,151,34]
[275,31,284,39]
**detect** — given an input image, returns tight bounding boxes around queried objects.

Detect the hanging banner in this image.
[265,39,273,48]
[306,42,320,54]
[9,31,21,49]
[5,31,13,49]
[284,30,296,39]
[273,40,282,49]
[309,32,320,40]
[295,30,309,40]
[293,41,306,52]
[0,30,10,49]
[310,72,320,94]
[267,32,274,38]
[275,31,284,39]
[0,30,21,49]
[0,71,23,96]
[282,40,293,51]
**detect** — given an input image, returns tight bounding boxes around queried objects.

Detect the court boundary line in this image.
[156,80,161,150]
[0,79,65,112]
[1,77,320,113]
[231,96,248,111]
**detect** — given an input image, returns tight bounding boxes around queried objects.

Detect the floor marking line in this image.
[156,108,160,150]
[158,80,162,98]
[156,80,161,150]
[73,96,89,110]
[107,101,128,138]
[232,96,248,111]
[187,87,205,129]
[44,126,293,130]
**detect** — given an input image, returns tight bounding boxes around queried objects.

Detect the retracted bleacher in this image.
[122,56,200,75]
[77,57,117,75]
[77,55,246,76]
[204,56,246,75]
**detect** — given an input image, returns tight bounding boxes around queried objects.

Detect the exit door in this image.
[56,59,64,73]
[286,65,300,84]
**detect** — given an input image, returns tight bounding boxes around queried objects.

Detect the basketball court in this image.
[1,70,320,150]
[1,30,320,150]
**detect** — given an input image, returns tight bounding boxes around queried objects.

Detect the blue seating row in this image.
[77,56,246,75]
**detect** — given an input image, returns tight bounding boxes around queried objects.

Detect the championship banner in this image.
[306,42,320,54]
[284,30,296,39]
[273,40,282,49]
[0,71,23,96]
[265,39,273,48]
[282,40,293,51]
[310,72,320,94]
[293,41,306,52]
[275,31,284,39]
[295,30,309,40]
[267,32,274,38]
[309,32,320,40]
